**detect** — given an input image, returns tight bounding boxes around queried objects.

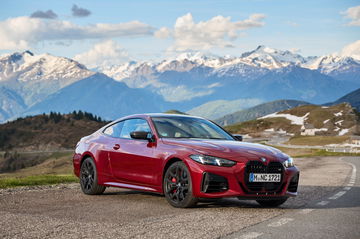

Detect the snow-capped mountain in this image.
[0,51,96,121]
[99,45,360,81]
[0,45,359,123]
[304,54,360,74]
[304,54,360,84]
[0,51,94,106]
[239,45,307,68]
[97,45,359,104]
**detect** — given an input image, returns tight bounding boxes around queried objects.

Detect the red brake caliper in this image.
[171,177,177,193]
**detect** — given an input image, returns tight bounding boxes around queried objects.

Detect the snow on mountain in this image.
[95,45,358,105]
[98,61,140,81]
[240,45,307,69]
[1,45,359,123]
[0,51,93,84]
[0,51,94,106]
[228,103,358,137]
[100,45,359,85]
[260,112,309,125]
[304,54,360,74]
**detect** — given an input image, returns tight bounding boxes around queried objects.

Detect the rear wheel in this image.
[163,161,198,208]
[256,198,288,207]
[80,157,106,195]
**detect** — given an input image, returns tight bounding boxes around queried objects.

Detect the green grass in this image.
[286,136,350,146]
[293,149,360,158]
[0,174,78,189]
[268,145,360,158]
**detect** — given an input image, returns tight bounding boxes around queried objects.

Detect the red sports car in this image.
[73,114,299,208]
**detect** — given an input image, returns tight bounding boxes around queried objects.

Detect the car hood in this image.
[161,138,288,162]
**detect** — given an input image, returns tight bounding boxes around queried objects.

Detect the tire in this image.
[163,161,198,208]
[256,198,288,207]
[80,157,106,195]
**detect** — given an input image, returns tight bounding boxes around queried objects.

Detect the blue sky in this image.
[0,0,359,65]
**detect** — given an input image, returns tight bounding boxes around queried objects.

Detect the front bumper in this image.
[187,159,299,199]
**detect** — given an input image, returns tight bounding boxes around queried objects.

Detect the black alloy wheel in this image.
[80,157,106,195]
[163,161,198,208]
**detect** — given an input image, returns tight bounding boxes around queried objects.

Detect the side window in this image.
[119,119,151,139]
[103,121,124,138]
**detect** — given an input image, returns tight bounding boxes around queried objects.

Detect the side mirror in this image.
[233,134,243,141]
[130,131,155,142]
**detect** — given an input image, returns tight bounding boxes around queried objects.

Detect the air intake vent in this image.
[288,173,299,193]
[201,173,228,193]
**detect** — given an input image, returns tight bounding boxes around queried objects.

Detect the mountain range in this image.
[0,45,359,123]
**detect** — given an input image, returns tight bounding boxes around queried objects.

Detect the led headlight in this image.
[190,155,236,167]
[283,157,294,168]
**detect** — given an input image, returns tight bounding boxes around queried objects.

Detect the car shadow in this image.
[100,185,360,209]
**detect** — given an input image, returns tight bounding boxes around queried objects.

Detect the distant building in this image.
[349,136,360,145]
[301,123,329,136]
[301,123,316,136]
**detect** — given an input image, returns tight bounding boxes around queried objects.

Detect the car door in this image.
[108,118,159,186]
[98,121,125,178]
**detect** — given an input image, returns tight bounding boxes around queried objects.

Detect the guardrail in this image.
[324,147,360,153]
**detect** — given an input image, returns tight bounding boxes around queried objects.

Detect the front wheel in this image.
[256,198,288,207]
[163,161,198,208]
[80,157,106,195]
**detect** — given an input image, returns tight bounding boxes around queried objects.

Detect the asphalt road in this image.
[224,157,360,239]
[0,156,358,239]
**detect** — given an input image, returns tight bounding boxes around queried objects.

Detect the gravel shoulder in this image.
[0,157,352,239]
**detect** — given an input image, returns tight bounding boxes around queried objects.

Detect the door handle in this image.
[113,144,120,150]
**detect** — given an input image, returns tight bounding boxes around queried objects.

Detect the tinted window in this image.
[151,116,233,140]
[119,119,151,139]
[103,121,124,138]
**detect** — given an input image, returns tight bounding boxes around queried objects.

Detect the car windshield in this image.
[151,116,234,140]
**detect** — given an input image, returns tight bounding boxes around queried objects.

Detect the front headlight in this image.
[283,157,294,168]
[190,155,236,167]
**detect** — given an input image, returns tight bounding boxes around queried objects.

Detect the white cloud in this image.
[73,40,129,68]
[343,5,360,26]
[340,40,360,60]
[155,13,265,51]
[0,16,154,50]
[154,27,171,39]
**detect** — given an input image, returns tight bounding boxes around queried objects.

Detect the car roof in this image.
[113,113,205,122]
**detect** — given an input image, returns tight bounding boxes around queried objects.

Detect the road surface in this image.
[224,157,359,239]
[0,156,358,239]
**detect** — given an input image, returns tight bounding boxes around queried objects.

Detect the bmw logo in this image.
[260,157,267,163]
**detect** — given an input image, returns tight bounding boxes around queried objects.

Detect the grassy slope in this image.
[286,136,350,146]
[270,145,360,158]
[0,151,74,177]
[216,99,310,126]
[0,112,107,151]
[0,151,77,188]
[225,103,359,137]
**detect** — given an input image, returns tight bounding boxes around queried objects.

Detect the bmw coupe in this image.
[73,114,299,208]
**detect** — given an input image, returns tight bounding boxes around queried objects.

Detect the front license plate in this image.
[249,173,281,182]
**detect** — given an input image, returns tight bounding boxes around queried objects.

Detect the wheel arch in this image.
[162,157,182,181]
[80,152,96,167]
